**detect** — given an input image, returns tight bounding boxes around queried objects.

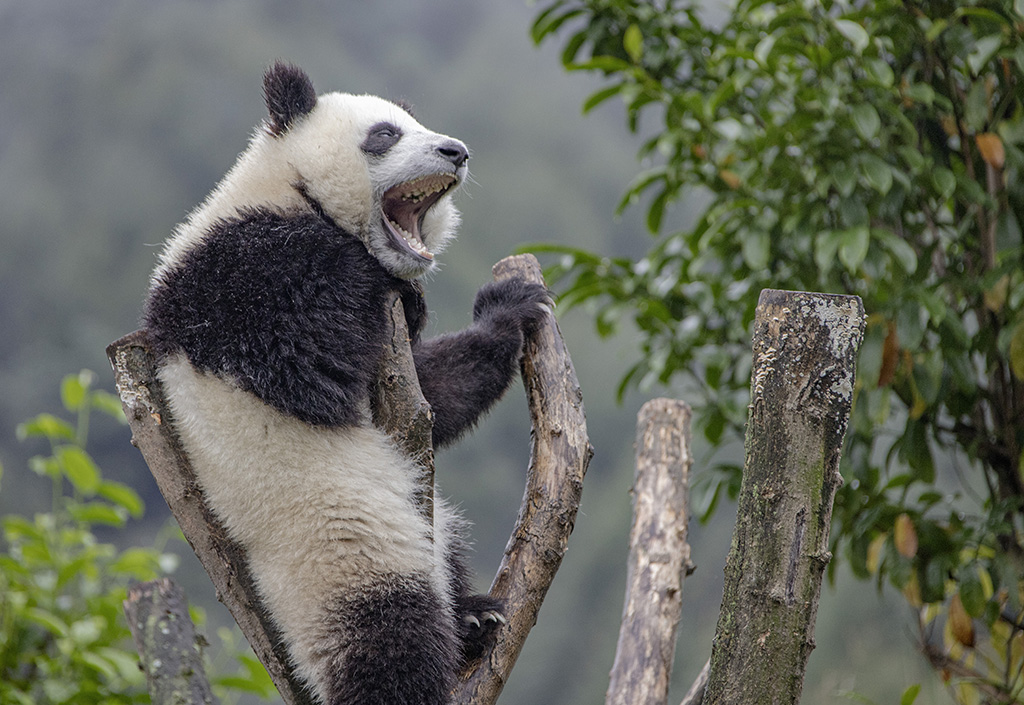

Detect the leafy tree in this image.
[0,372,275,704]
[530,0,1024,701]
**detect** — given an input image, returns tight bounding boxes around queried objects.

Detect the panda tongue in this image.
[383,206,432,260]
[383,182,445,260]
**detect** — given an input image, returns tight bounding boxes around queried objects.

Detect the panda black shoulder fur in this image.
[143,62,549,705]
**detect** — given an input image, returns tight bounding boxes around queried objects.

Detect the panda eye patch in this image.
[361,122,403,156]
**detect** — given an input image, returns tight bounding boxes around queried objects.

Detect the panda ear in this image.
[263,62,317,136]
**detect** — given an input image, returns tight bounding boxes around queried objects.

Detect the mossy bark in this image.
[703,289,864,705]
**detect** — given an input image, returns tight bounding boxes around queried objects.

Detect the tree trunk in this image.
[605,398,694,705]
[123,578,218,705]
[703,289,865,705]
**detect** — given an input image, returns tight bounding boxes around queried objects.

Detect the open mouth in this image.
[381,173,457,261]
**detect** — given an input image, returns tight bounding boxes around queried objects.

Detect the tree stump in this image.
[704,289,865,705]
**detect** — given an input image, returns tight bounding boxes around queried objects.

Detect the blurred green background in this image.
[0,1,941,702]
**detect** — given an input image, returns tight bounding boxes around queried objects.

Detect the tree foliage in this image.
[531,0,1024,701]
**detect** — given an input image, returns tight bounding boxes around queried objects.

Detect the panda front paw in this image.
[456,594,506,662]
[472,278,552,336]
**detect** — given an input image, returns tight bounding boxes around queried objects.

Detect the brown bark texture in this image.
[605,398,694,705]
[370,292,436,529]
[122,578,218,705]
[454,254,594,704]
[703,289,865,705]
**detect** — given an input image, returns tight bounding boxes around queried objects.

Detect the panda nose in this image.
[437,140,469,168]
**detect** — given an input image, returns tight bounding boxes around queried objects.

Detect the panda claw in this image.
[463,615,481,629]
[485,611,507,625]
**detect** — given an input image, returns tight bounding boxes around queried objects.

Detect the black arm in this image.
[413,278,549,448]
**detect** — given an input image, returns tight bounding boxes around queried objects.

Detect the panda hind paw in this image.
[456,594,506,661]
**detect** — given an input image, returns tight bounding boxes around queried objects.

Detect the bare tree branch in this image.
[606,398,694,705]
[370,291,435,528]
[679,659,710,705]
[703,289,864,705]
[454,254,594,705]
[123,578,218,705]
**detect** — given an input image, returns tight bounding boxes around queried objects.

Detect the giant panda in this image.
[143,62,549,705]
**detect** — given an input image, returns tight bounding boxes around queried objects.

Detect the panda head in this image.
[261,62,468,280]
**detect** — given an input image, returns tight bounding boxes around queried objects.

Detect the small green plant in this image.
[0,371,164,704]
[0,371,279,704]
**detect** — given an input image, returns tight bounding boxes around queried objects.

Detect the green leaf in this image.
[568,56,632,73]
[754,33,777,66]
[239,654,277,695]
[924,18,948,42]
[814,230,844,272]
[530,5,583,44]
[900,421,935,483]
[964,80,989,131]
[111,547,161,579]
[646,189,670,233]
[582,84,624,114]
[834,19,869,54]
[69,502,127,527]
[833,163,857,197]
[29,455,61,479]
[851,104,881,141]
[96,646,148,682]
[741,231,770,270]
[878,231,918,274]
[69,616,104,646]
[60,373,88,412]
[1009,319,1024,381]
[78,652,119,681]
[25,607,69,637]
[215,676,271,694]
[901,683,922,705]
[97,480,144,517]
[902,82,935,106]
[16,413,75,442]
[959,567,986,617]
[91,390,126,422]
[839,226,870,271]
[860,154,893,195]
[623,24,643,63]
[932,167,956,199]
[968,35,1003,75]
[58,446,101,495]
[865,58,894,87]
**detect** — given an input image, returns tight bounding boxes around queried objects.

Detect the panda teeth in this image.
[402,178,450,204]
[387,217,434,260]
